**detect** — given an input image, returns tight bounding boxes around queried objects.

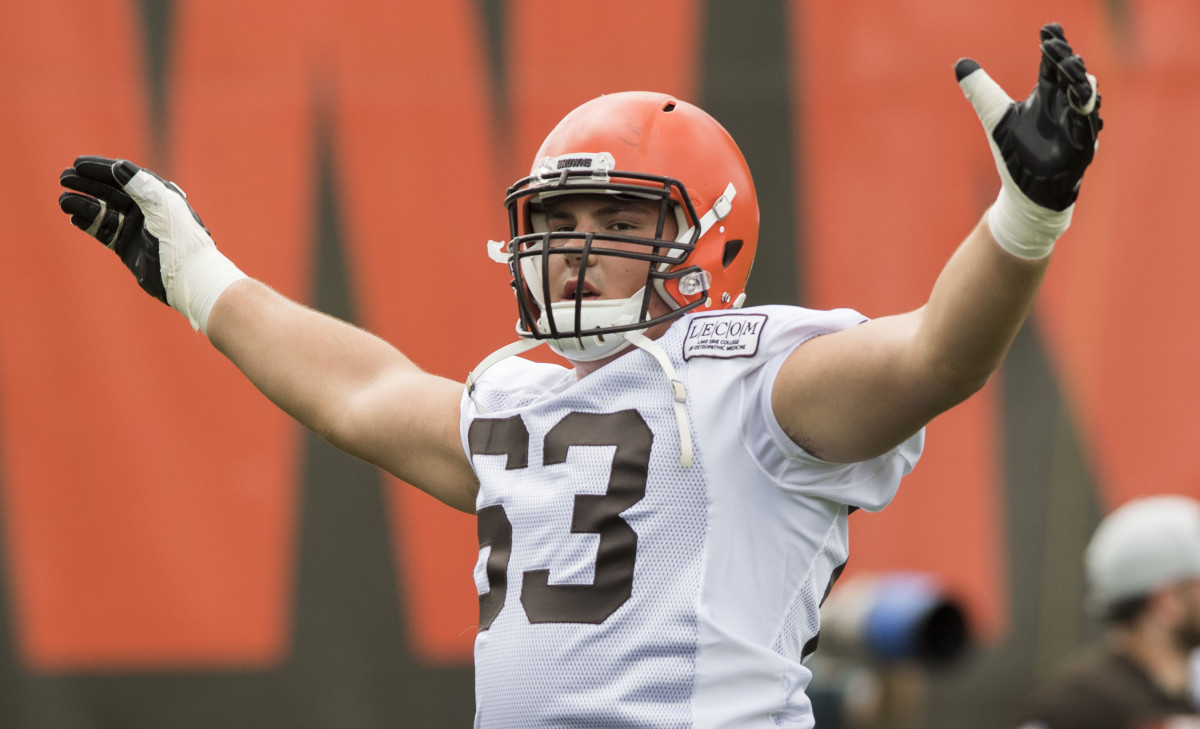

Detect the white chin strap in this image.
[624,330,693,467]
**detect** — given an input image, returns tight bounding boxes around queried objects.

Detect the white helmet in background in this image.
[1085,495,1200,615]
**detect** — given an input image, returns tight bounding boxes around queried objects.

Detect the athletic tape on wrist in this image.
[987,186,1072,260]
[175,247,248,334]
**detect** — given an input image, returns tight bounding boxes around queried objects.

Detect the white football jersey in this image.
[460,305,924,728]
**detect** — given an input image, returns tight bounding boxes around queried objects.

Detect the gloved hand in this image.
[956,23,1103,259]
[59,156,246,332]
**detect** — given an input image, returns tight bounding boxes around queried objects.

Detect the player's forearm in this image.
[914,24,1099,400]
[205,279,423,441]
[916,214,1048,399]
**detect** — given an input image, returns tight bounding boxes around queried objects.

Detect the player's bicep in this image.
[770,312,944,464]
[335,370,478,512]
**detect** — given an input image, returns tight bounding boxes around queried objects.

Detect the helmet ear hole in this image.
[722,239,744,268]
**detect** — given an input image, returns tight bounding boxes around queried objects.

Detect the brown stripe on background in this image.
[699,0,800,307]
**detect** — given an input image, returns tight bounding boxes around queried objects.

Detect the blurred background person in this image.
[1015,495,1200,729]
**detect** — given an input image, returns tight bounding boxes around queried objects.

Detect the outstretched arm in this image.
[773,23,1102,463]
[206,281,475,511]
[59,158,478,512]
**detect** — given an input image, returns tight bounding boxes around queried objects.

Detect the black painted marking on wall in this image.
[699,0,800,307]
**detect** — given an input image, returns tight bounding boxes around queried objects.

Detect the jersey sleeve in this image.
[738,307,924,511]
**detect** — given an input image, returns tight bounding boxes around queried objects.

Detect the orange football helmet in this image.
[491,91,760,360]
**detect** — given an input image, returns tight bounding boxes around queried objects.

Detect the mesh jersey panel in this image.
[772,511,850,664]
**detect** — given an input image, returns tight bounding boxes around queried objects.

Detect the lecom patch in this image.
[683,313,767,360]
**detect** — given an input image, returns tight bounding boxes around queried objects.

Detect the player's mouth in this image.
[560,280,601,302]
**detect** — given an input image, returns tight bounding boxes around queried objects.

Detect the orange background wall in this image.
[1,1,1197,727]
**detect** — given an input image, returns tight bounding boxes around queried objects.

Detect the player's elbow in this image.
[927,357,994,411]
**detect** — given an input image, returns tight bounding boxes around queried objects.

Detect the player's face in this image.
[540,194,677,311]
[1172,578,1200,650]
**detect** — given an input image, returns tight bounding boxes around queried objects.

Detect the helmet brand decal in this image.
[531,152,615,186]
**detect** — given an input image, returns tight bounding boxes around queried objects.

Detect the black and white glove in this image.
[59,156,246,332]
[957,22,1103,258]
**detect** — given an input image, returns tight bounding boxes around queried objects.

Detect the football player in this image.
[59,22,1101,729]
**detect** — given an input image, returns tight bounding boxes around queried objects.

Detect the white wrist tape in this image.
[987,187,1072,260]
[175,247,247,334]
